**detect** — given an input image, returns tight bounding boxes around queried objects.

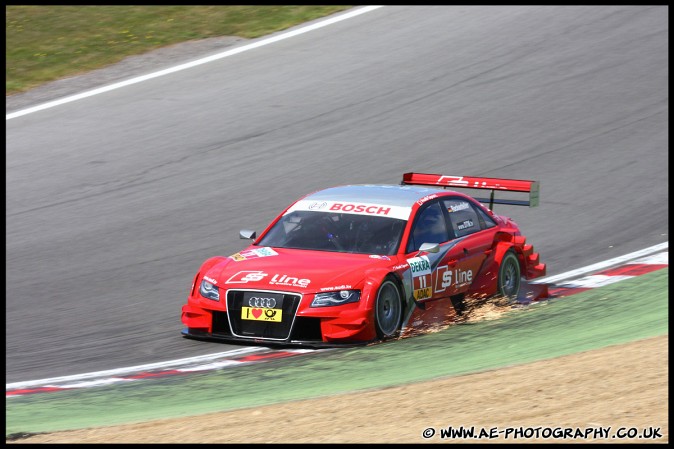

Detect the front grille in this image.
[226,289,302,340]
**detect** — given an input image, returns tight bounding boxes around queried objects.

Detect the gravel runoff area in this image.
[8,335,668,443]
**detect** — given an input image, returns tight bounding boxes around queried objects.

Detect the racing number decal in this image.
[407,256,433,300]
[414,275,432,300]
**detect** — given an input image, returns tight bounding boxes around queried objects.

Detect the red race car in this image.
[181,172,546,346]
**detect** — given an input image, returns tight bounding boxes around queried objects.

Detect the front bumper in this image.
[181,288,377,345]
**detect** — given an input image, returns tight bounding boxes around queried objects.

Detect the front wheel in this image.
[498,250,521,301]
[374,278,403,339]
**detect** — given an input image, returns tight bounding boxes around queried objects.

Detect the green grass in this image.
[6,5,352,95]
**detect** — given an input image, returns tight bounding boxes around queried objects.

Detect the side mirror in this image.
[239,229,257,240]
[418,242,440,254]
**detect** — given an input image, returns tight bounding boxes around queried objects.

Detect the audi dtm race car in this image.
[181,172,547,346]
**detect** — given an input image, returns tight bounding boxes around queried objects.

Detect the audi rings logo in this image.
[248,297,277,308]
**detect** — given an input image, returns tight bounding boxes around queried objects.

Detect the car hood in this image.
[204,247,396,293]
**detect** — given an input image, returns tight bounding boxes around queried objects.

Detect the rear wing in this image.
[401,172,539,209]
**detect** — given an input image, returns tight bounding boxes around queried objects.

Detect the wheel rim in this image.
[376,281,401,337]
[501,256,520,298]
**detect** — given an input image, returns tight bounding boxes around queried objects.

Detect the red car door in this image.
[439,197,500,294]
[405,197,499,302]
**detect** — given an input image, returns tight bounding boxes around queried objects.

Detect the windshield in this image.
[258,211,406,255]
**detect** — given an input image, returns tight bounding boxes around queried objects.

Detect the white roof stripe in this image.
[286,199,411,220]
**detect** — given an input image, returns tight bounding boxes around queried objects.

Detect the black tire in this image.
[498,250,521,301]
[374,277,403,339]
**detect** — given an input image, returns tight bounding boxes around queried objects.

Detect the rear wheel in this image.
[498,250,521,301]
[374,278,403,339]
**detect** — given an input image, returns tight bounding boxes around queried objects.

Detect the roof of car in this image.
[302,184,454,208]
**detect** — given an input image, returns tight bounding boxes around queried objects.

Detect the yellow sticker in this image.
[413,287,432,300]
[241,306,282,322]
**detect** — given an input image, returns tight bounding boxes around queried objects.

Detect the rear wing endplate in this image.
[401,172,539,209]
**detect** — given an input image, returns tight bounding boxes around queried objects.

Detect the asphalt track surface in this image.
[6,6,668,383]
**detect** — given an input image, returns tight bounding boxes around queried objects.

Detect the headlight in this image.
[311,290,360,307]
[199,279,220,301]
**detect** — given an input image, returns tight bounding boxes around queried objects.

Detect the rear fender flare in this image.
[493,241,523,272]
[469,241,514,297]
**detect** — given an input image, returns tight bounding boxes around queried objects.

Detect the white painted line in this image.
[177,360,243,372]
[6,346,267,390]
[556,275,634,289]
[632,252,668,265]
[47,378,137,389]
[531,242,668,284]
[6,6,384,121]
[284,348,319,354]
